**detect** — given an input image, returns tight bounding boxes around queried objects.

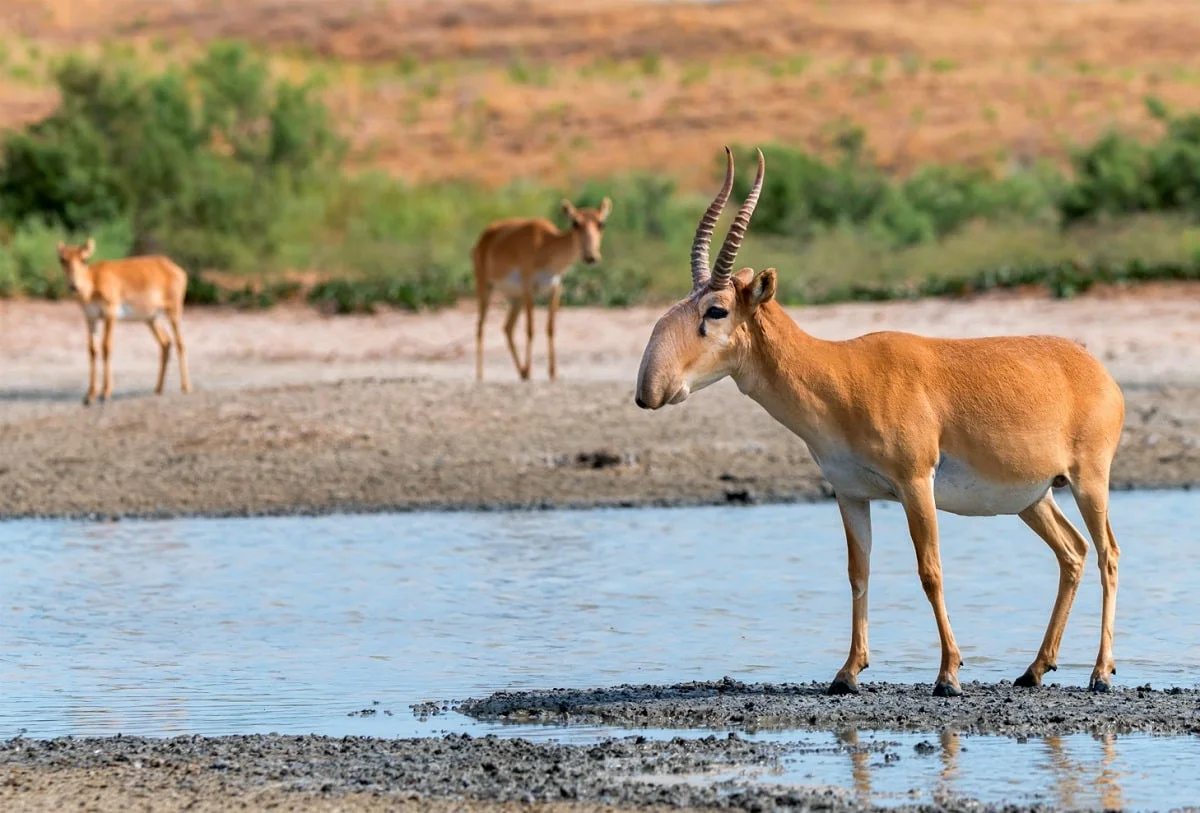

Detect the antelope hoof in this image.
[827,678,859,696]
[82,395,93,407]
[932,681,963,698]
[1089,677,1112,693]
[1013,668,1041,688]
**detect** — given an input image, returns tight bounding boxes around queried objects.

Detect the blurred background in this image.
[2,0,1200,312]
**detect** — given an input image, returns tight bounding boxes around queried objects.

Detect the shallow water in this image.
[675,728,1200,811]
[5,492,1200,807]
[3,491,1199,741]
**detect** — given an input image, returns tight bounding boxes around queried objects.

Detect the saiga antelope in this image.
[472,198,611,381]
[635,148,1124,697]
[57,239,192,405]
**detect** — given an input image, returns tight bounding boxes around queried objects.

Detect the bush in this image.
[729,141,1059,247]
[729,142,888,239]
[1060,99,1200,223]
[0,42,343,272]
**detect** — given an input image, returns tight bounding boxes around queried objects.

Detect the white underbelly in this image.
[496,269,562,298]
[932,454,1052,517]
[84,302,159,322]
[816,449,1051,517]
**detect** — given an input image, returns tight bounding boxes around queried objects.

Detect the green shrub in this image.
[729,142,888,239]
[1060,99,1200,223]
[729,141,1059,247]
[0,41,343,272]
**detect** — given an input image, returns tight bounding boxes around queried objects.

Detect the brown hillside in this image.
[3,0,1200,187]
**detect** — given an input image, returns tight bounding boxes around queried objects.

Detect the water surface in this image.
[3,491,1197,740]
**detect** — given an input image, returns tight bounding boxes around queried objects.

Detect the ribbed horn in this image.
[710,148,765,290]
[691,146,735,291]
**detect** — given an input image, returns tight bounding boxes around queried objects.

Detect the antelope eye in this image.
[704,306,729,320]
[596,221,605,230]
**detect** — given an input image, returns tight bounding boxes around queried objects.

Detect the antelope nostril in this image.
[634,395,648,409]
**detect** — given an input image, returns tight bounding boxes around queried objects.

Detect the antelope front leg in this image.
[84,320,100,406]
[547,283,561,381]
[521,288,535,381]
[167,309,191,394]
[900,477,963,697]
[829,496,872,695]
[100,315,115,402]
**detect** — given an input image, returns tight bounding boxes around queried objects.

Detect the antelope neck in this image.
[730,300,846,448]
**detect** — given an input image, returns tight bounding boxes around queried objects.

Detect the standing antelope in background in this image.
[57,239,192,405]
[472,197,611,381]
[635,148,1125,698]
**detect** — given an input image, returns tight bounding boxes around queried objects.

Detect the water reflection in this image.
[834,729,872,799]
[1040,733,1124,811]
[938,729,960,786]
[817,728,1136,809]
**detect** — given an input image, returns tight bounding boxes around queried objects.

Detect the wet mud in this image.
[2,727,1089,813]
[6,681,1200,811]
[459,678,1200,738]
[1,732,877,813]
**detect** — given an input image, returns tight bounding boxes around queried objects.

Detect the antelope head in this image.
[635,147,772,410]
[562,197,612,265]
[57,237,96,298]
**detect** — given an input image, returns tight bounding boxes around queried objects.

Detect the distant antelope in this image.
[635,148,1124,697]
[57,238,192,405]
[472,197,612,381]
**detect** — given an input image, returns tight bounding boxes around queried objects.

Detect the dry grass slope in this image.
[3,0,1200,187]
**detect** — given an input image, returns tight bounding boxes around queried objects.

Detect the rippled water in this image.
[5,492,1200,808]
[3,491,1198,741]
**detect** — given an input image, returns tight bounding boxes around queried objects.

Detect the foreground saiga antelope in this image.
[472,198,612,381]
[57,239,192,405]
[635,148,1125,697]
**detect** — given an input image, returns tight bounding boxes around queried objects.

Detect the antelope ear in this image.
[747,268,777,308]
[598,196,612,220]
[561,199,579,219]
[56,240,65,257]
[82,238,95,259]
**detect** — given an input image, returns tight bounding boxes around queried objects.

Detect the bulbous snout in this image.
[582,252,600,265]
[634,336,686,410]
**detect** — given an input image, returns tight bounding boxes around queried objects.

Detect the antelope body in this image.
[473,198,611,381]
[635,149,1124,697]
[57,239,192,405]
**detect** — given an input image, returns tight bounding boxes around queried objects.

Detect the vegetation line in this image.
[2,43,1200,312]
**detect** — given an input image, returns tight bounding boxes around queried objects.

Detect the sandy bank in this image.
[1,291,1197,518]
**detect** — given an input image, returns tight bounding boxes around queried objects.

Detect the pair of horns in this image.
[690,146,765,291]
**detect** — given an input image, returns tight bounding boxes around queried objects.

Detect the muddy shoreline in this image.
[459,678,1200,738]
[4,680,1199,812]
